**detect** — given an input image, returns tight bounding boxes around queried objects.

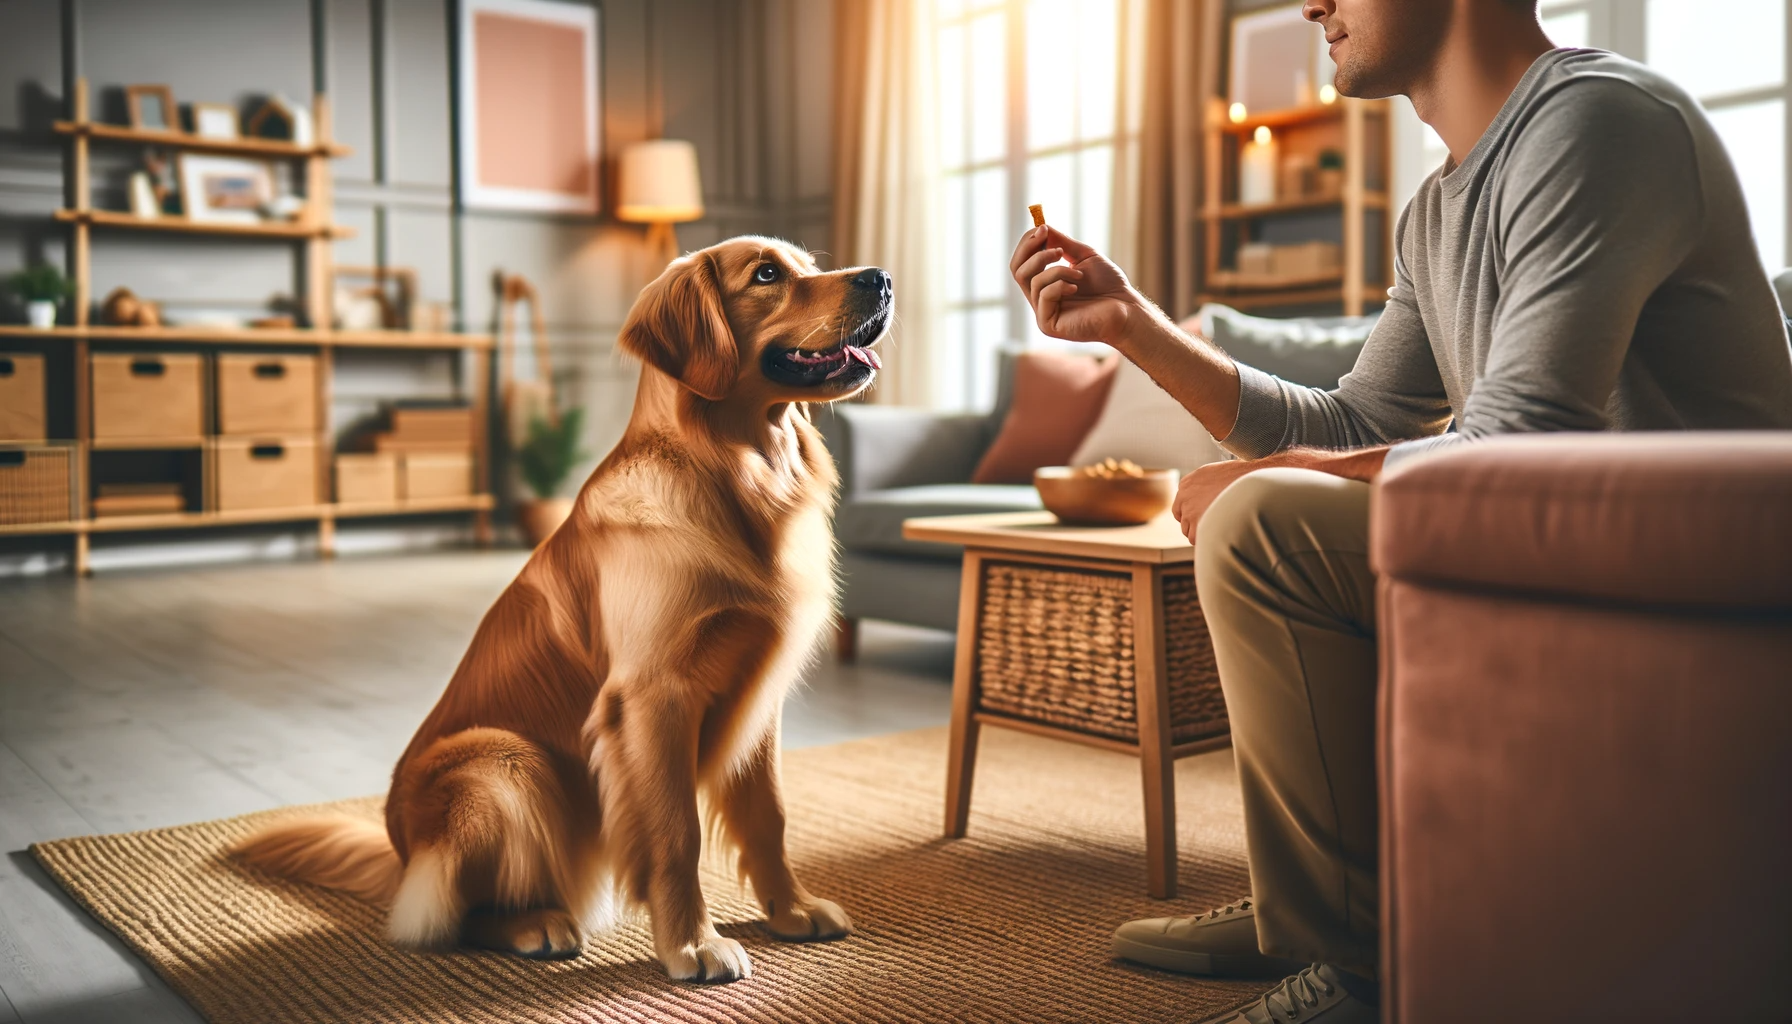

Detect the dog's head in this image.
[618,236,890,404]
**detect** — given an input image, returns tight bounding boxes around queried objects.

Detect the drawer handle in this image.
[0,357,13,376]
[0,450,23,467]
[253,362,286,379]
[250,443,286,459]
[130,358,166,377]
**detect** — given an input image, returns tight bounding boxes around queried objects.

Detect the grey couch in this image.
[815,350,1035,640]
[819,312,1376,652]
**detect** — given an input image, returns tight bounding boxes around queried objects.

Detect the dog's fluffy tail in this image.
[231,816,402,904]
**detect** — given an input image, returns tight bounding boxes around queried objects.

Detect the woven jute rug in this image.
[32,726,1270,1024]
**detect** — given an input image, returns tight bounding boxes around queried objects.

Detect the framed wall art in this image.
[1228,3,1335,112]
[457,0,602,214]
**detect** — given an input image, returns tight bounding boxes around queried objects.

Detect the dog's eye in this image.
[753,263,781,285]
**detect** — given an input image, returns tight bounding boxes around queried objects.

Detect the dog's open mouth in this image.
[762,307,888,387]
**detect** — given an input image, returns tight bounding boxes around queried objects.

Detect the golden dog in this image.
[234,236,890,983]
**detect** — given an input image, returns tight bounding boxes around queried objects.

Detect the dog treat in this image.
[1029,203,1046,228]
[1075,457,1147,480]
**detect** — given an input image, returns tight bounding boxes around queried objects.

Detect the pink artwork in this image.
[459,0,601,213]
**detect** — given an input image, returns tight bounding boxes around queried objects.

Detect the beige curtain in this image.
[1110,0,1220,320]
[832,0,941,407]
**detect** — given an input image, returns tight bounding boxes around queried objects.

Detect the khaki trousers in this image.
[1195,468,1379,974]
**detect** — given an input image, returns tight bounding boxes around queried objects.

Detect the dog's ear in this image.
[618,252,738,401]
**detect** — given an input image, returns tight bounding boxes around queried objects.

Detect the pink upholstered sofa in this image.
[1373,433,1792,1022]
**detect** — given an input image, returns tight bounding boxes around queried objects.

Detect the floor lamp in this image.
[616,140,704,268]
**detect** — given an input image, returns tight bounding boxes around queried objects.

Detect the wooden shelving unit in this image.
[1199,97,1394,315]
[1,78,495,574]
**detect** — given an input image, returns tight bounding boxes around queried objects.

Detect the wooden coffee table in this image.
[903,510,1231,898]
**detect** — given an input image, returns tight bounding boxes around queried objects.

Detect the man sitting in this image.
[1010,0,1792,1020]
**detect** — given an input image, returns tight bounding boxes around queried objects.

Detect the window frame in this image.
[933,0,1126,411]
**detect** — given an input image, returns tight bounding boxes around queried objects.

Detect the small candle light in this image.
[1240,126,1278,205]
[1228,102,1247,124]
[1319,84,1338,105]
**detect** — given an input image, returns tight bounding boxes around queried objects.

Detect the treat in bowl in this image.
[1034,459,1178,525]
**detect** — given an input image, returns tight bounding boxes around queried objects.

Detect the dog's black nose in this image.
[852,267,892,301]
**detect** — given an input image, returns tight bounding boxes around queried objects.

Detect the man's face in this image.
[1301,0,1451,99]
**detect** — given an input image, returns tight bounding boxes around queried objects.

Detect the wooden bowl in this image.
[1033,465,1178,525]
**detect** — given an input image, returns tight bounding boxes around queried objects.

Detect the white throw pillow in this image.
[1069,357,1229,474]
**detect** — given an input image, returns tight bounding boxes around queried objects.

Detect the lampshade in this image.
[615,140,704,223]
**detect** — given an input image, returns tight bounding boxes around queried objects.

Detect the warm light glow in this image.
[1253,125,1272,145]
[1319,84,1338,105]
[1228,102,1247,124]
[615,140,705,224]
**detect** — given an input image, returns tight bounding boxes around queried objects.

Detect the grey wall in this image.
[0,0,837,573]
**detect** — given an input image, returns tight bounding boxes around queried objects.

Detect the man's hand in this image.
[1009,225,1145,344]
[1171,446,1391,544]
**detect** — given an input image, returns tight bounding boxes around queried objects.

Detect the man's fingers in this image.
[1043,226,1098,262]
[1013,248,1064,292]
[1009,226,1052,277]
[1028,264,1084,307]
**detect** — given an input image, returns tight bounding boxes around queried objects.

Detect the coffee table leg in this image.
[946,551,984,838]
[1133,564,1177,898]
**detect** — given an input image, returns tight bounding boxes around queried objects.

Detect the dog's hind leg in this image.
[389,727,589,959]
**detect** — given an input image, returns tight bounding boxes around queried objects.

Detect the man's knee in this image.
[1194,467,1371,596]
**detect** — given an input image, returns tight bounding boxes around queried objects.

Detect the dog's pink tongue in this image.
[847,346,883,370]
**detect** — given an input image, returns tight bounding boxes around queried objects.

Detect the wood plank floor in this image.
[0,552,955,1023]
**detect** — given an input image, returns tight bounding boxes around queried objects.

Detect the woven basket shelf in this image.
[973,560,1229,745]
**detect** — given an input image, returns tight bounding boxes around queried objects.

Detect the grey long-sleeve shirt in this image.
[1221,48,1792,469]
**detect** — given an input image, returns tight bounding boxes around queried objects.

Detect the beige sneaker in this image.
[1206,964,1378,1023]
[1111,898,1306,977]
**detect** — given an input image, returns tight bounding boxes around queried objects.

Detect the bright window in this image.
[1645,0,1788,270]
[934,0,1122,411]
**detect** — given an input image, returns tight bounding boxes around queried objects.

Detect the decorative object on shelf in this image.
[514,406,585,546]
[100,287,164,327]
[1316,148,1345,197]
[261,194,306,221]
[495,271,553,445]
[246,94,313,146]
[1229,4,1335,113]
[128,171,161,218]
[124,84,177,132]
[413,302,451,334]
[248,315,296,329]
[1238,242,1276,278]
[1279,152,1317,200]
[142,149,177,208]
[5,263,72,328]
[617,139,705,266]
[458,0,601,214]
[1240,125,1279,205]
[331,265,417,330]
[92,482,184,517]
[177,154,275,224]
[191,102,239,140]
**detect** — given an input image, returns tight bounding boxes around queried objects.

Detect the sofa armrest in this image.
[814,403,993,499]
[1373,432,1792,610]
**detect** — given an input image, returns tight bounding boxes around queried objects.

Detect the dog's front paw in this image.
[662,935,752,984]
[765,896,853,942]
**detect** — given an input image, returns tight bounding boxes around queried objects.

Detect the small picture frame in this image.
[125,84,178,133]
[191,103,240,140]
[177,154,274,224]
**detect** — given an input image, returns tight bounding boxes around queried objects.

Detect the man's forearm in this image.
[1111,303,1243,441]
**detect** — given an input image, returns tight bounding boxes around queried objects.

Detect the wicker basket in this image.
[0,444,76,525]
[974,561,1228,745]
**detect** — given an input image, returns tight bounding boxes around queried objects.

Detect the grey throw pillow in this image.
[1198,303,1377,390]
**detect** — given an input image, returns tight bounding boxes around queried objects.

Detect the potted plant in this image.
[1316,149,1346,198]
[514,406,587,546]
[6,263,73,328]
